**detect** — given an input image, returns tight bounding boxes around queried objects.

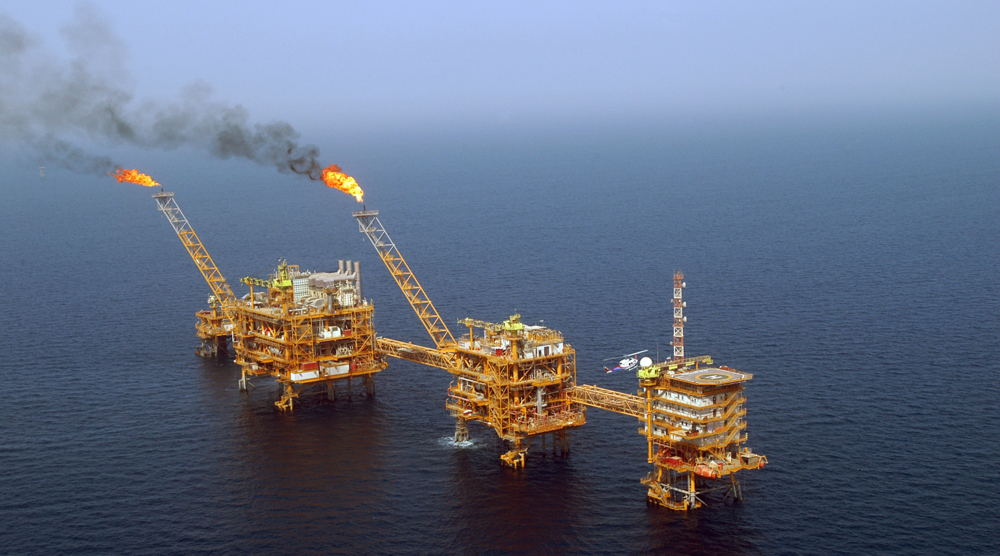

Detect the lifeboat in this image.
[694,464,718,478]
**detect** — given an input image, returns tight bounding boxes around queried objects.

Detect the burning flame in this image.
[321,164,364,202]
[110,166,160,187]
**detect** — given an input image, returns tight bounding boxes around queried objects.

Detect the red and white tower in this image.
[672,271,686,361]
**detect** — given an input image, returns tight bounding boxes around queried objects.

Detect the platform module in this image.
[235,259,385,409]
[355,209,584,467]
[571,272,767,510]
[152,191,386,409]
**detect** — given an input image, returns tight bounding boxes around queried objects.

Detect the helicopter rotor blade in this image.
[603,349,648,361]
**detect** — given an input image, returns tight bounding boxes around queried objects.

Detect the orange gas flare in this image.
[110,166,160,187]
[321,164,364,202]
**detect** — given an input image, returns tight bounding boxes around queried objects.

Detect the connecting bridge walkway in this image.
[569,385,646,418]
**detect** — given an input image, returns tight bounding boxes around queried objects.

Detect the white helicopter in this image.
[603,350,649,373]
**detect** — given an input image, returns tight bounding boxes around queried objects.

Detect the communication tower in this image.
[673,271,685,360]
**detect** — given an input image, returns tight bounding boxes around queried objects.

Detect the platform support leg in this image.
[454,419,469,443]
[216,336,229,359]
[728,474,742,501]
[275,382,299,411]
[556,429,569,457]
[195,340,216,358]
[500,437,529,468]
[364,374,375,396]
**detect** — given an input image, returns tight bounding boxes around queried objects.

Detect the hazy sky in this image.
[3,0,999,140]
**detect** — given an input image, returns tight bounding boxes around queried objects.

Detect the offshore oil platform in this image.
[120,166,766,510]
[569,272,768,510]
[354,210,585,468]
[151,191,385,410]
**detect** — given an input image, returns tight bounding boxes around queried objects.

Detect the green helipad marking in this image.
[697,373,729,381]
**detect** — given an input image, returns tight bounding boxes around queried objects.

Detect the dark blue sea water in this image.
[1,112,998,555]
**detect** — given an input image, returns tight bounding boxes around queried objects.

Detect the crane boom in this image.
[354,210,456,348]
[458,317,503,332]
[153,192,237,312]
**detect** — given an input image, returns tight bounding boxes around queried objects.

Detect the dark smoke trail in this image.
[33,134,115,174]
[0,6,327,179]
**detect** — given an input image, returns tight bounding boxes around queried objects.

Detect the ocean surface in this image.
[1,112,998,555]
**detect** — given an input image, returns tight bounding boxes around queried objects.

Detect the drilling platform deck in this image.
[235,259,384,409]
[152,191,386,409]
[355,209,584,467]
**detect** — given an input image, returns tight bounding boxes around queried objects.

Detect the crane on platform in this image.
[355,209,585,467]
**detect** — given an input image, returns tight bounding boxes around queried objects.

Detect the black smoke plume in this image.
[0,5,325,179]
